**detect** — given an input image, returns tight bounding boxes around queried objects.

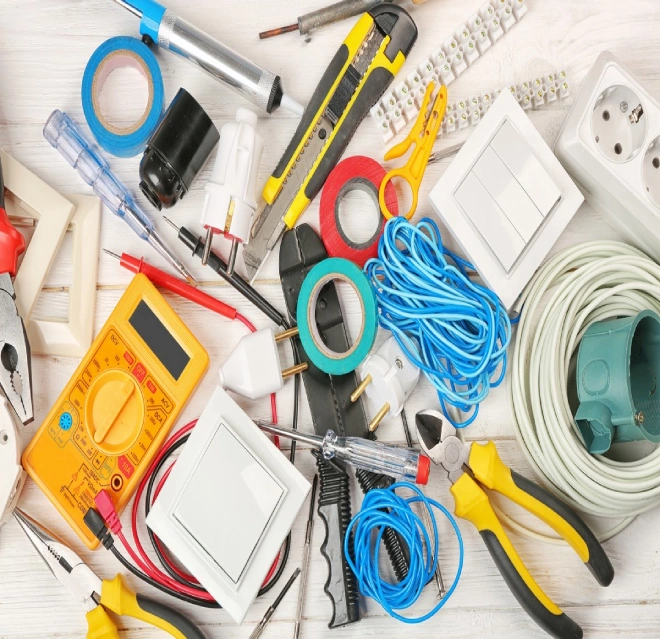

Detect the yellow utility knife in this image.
[415,410,614,639]
[243,4,418,282]
[14,509,205,639]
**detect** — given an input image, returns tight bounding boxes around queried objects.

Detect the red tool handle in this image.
[119,253,237,321]
[0,207,26,277]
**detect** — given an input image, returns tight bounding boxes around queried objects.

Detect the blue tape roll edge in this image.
[82,36,164,158]
[296,257,378,376]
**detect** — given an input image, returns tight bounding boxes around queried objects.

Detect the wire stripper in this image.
[244,4,418,282]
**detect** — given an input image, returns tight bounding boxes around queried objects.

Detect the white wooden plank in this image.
[2,0,660,637]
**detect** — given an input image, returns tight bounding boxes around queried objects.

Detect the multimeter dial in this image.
[84,369,145,456]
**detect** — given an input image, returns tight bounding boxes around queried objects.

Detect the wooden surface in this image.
[2,0,660,637]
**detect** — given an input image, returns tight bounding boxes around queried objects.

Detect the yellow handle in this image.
[100,575,206,639]
[468,442,590,561]
[86,605,121,639]
[379,83,447,221]
[450,474,585,638]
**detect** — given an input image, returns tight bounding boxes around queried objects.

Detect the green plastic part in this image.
[574,310,660,454]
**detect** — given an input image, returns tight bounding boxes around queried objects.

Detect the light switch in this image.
[490,120,562,215]
[174,423,284,584]
[455,171,525,272]
[473,145,545,242]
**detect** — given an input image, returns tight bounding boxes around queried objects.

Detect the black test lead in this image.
[249,568,301,639]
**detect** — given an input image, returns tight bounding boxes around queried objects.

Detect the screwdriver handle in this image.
[324,432,430,485]
[116,253,237,320]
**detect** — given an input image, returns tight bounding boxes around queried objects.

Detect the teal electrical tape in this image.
[296,257,377,375]
[82,36,164,158]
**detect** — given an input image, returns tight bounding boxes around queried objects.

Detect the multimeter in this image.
[23,274,209,548]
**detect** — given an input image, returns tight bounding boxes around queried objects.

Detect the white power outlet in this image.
[555,51,660,258]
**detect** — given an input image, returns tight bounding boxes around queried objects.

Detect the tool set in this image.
[11,0,660,637]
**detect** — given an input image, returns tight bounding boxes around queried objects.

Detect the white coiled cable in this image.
[509,241,660,540]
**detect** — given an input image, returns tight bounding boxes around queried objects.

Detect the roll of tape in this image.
[82,36,164,158]
[297,258,378,375]
[319,156,399,268]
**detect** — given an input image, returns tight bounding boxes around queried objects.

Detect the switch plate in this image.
[147,387,310,624]
[429,89,584,309]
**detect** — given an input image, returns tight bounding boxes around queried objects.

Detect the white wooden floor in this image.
[2,0,660,637]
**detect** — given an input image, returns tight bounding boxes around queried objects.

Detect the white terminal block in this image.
[359,337,420,420]
[0,396,26,527]
[219,327,283,400]
[555,51,660,262]
[147,387,310,624]
[429,90,584,310]
[370,0,529,140]
[201,108,264,244]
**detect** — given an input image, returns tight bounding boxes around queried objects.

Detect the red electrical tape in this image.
[319,156,398,268]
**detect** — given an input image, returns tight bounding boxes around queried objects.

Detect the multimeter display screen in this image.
[129,300,190,380]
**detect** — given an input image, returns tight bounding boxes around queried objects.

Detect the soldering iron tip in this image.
[258,23,299,39]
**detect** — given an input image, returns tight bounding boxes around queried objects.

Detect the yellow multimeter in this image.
[23,274,209,548]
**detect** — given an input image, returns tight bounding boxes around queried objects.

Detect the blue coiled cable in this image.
[364,217,512,427]
[344,482,464,623]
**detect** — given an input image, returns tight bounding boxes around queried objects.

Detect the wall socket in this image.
[555,51,660,258]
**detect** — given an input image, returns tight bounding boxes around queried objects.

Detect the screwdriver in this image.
[103,250,236,320]
[256,422,430,485]
[249,568,301,639]
[293,476,318,639]
[43,110,196,285]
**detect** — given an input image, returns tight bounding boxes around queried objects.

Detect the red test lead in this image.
[104,249,236,321]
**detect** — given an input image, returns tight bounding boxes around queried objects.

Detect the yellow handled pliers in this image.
[415,410,614,639]
[379,81,447,220]
[14,509,206,639]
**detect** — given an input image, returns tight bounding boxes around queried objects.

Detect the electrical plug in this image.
[219,327,307,400]
[200,108,264,273]
[351,336,420,432]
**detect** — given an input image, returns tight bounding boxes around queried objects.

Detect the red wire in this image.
[115,311,283,601]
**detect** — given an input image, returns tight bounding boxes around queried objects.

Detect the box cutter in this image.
[415,410,614,639]
[244,4,418,283]
[14,509,206,639]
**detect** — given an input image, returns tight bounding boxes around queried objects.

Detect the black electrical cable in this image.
[138,353,302,601]
[163,219,290,329]
[110,545,221,608]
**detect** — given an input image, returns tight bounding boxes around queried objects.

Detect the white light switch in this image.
[490,120,562,215]
[428,89,584,309]
[455,171,525,272]
[174,424,284,584]
[473,145,545,243]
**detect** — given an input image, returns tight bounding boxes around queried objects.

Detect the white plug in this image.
[219,327,307,400]
[351,336,421,432]
[0,396,26,527]
[201,108,264,274]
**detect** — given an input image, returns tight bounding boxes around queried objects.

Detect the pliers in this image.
[0,156,33,424]
[14,508,206,639]
[415,410,614,639]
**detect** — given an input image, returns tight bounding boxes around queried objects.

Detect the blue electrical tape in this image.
[82,36,164,158]
[296,257,378,375]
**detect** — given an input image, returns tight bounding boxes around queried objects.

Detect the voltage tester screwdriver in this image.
[44,110,196,284]
[257,421,431,485]
[110,0,303,115]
